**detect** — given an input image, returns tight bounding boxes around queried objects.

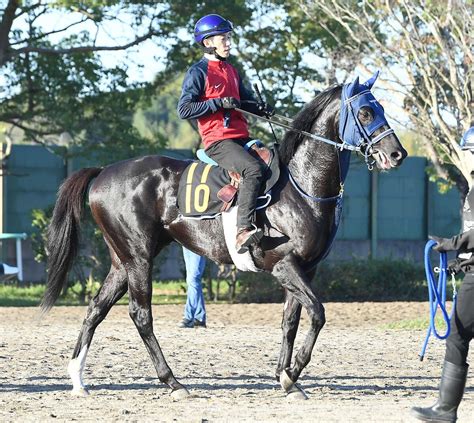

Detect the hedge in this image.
[237,258,427,303]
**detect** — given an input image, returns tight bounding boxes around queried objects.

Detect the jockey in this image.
[412,126,474,422]
[177,14,274,254]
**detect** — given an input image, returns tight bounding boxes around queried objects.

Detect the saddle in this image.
[177,141,280,218]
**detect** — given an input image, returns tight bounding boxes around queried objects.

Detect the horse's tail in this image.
[40,167,103,314]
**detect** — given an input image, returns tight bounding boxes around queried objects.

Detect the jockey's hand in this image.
[221,97,241,109]
[258,102,275,118]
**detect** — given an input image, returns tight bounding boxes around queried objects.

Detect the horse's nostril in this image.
[391,150,403,161]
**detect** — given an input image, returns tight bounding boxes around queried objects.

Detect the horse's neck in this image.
[288,135,341,201]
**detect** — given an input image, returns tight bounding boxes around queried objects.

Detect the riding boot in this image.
[411,360,468,422]
[236,226,263,254]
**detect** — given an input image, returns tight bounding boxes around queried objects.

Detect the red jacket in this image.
[177,58,261,149]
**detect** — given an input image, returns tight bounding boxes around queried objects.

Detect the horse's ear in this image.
[347,76,359,95]
[362,70,380,90]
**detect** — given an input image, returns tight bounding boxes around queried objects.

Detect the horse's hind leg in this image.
[126,256,189,398]
[68,260,128,396]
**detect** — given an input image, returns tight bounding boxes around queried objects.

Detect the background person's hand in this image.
[447,258,463,275]
[429,235,451,252]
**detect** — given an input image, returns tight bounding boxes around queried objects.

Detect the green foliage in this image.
[384,316,450,331]
[1,1,167,158]
[314,259,426,302]
[2,0,363,155]
[0,283,46,307]
[237,271,284,303]
[133,75,197,150]
[238,259,427,303]
[0,280,230,307]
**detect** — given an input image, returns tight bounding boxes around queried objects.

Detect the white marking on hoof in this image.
[68,346,89,394]
[279,369,294,392]
[280,369,309,399]
[286,384,308,400]
[70,387,90,397]
[170,387,190,400]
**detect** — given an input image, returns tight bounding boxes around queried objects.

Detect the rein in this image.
[235,107,349,203]
[419,240,458,361]
[235,108,361,152]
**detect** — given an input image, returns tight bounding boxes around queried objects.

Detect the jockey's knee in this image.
[244,160,266,180]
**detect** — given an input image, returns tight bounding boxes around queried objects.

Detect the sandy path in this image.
[1,303,473,422]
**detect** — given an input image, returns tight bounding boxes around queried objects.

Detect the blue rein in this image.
[419,240,457,361]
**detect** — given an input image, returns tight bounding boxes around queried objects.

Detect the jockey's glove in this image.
[258,102,275,118]
[221,97,241,109]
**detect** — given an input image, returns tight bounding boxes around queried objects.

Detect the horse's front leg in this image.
[275,290,302,381]
[272,255,325,399]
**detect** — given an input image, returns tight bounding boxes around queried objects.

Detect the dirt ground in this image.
[1,302,473,422]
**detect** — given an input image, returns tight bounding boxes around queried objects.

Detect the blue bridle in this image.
[339,71,395,170]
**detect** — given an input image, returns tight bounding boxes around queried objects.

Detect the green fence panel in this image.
[377,157,427,240]
[428,180,462,237]
[4,145,65,233]
[68,148,195,173]
[337,158,370,239]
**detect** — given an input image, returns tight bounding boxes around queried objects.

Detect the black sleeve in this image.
[441,229,474,252]
[177,66,221,120]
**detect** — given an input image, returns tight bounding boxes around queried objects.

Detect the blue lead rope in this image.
[419,240,458,361]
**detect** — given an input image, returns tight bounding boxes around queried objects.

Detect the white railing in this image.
[0,233,27,282]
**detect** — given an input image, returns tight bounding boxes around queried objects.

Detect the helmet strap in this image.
[214,50,227,61]
[201,45,227,61]
[201,45,215,54]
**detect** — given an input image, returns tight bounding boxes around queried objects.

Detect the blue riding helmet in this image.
[460,126,474,150]
[194,14,233,44]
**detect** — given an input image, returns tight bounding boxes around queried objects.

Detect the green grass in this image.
[0,279,234,307]
[383,316,452,330]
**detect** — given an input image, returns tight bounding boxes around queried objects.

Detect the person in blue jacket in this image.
[178,247,207,328]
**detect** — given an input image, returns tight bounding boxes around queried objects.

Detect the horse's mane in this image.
[278,85,342,165]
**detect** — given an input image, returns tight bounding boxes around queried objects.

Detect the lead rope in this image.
[419,239,458,361]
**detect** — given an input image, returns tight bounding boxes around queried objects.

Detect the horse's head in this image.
[339,71,407,170]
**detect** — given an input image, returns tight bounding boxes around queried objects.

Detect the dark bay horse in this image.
[41,74,407,399]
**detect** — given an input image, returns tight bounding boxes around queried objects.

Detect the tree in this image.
[0,1,357,153]
[300,0,473,192]
[0,0,170,157]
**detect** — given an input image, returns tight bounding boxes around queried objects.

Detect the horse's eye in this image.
[359,107,374,123]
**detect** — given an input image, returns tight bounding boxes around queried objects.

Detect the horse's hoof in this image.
[170,387,190,400]
[286,384,308,401]
[70,387,90,397]
[279,369,294,392]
